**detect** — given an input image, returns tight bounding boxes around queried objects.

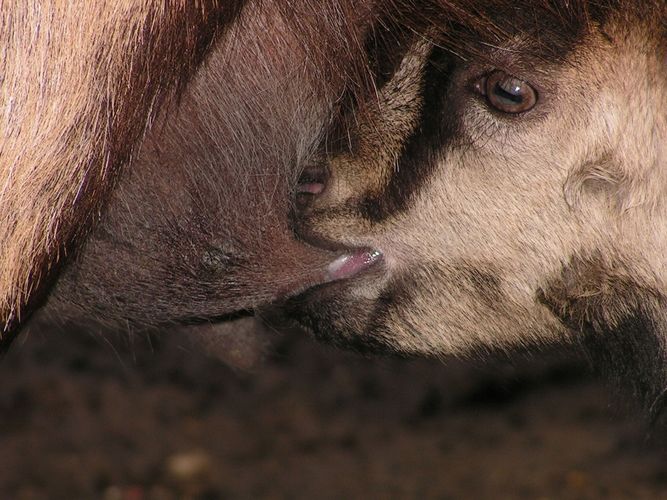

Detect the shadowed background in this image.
[0,325,665,499]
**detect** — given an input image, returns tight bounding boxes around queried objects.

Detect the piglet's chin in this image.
[326,249,383,282]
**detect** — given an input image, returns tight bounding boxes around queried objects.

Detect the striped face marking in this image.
[286,1,667,400]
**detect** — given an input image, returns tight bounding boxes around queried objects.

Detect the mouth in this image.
[295,165,383,283]
[275,247,388,354]
[293,162,384,287]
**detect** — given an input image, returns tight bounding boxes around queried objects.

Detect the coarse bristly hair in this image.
[40,0,375,329]
[0,1,244,342]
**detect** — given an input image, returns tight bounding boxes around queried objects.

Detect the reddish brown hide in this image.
[0,1,244,342]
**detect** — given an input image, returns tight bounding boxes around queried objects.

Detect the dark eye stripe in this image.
[355,62,536,223]
[358,45,461,222]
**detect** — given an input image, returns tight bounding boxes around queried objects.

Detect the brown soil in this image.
[0,325,665,500]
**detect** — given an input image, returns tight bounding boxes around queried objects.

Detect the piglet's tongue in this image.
[327,249,383,281]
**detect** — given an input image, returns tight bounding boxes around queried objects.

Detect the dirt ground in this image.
[0,323,665,500]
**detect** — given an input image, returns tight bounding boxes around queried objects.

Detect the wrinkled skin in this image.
[41,0,372,329]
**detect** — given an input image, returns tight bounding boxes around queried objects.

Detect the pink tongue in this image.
[327,249,383,281]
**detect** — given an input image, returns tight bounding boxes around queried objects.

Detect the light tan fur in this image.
[293,7,667,367]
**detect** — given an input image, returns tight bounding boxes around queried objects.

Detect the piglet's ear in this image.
[537,254,667,423]
[563,152,664,214]
[563,155,631,211]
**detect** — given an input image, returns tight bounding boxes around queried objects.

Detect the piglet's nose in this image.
[296,165,328,198]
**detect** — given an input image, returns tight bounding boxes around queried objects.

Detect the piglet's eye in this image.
[477,70,537,114]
